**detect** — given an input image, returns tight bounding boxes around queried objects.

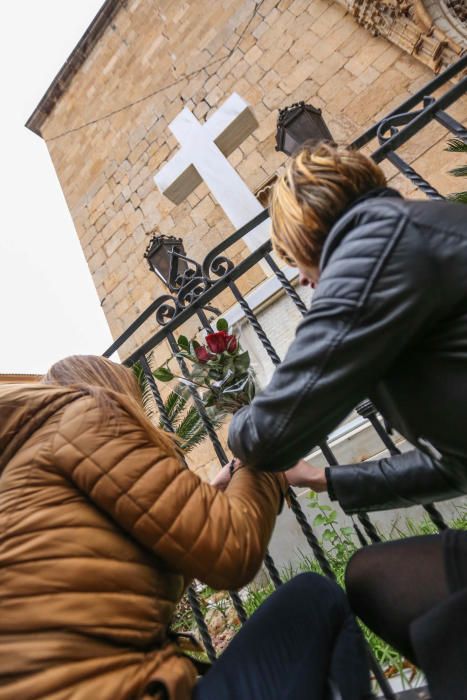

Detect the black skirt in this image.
[443,528,467,592]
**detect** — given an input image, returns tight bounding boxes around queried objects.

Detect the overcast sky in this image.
[0,1,115,374]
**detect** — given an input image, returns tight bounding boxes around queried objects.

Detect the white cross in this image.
[154,93,269,250]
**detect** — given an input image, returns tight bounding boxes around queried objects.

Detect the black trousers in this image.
[192,573,372,700]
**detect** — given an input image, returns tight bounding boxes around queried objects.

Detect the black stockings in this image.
[345,534,449,663]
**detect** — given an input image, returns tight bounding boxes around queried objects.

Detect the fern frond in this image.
[132,362,157,418]
[132,361,145,389]
[446,138,467,153]
[178,408,226,452]
[179,426,211,452]
[176,407,208,443]
[448,165,467,178]
[447,191,467,204]
[163,388,187,423]
[134,362,226,453]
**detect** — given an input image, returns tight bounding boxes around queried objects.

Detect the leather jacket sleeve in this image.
[229,209,435,471]
[326,449,466,514]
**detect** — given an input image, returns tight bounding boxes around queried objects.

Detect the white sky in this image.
[0,1,115,374]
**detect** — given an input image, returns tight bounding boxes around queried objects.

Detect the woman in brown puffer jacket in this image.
[0,355,370,700]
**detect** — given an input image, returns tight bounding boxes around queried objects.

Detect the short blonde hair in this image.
[271,142,387,269]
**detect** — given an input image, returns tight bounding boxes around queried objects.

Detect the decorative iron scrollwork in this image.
[177,275,210,307]
[376,107,424,142]
[152,246,234,325]
[154,296,179,326]
[169,252,202,292]
[376,105,444,200]
[204,253,235,282]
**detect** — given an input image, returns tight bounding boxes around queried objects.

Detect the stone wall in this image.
[38,0,466,364]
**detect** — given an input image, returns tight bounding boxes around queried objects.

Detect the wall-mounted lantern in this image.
[144,234,188,291]
[275,102,333,156]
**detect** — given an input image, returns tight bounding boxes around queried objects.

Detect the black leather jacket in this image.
[228,189,467,514]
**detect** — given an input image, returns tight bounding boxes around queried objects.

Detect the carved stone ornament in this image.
[444,1,467,26]
[423,1,467,45]
[341,0,466,73]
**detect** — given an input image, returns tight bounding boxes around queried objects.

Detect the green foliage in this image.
[446,138,467,203]
[446,138,467,153]
[216,318,229,331]
[177,335,190,351]
[305,492,405,675]
[308,491,357,559]
[153,366,174,382]
[304,495,467,681]
[448,191,467,204]
[448,500,467,530]
[132,360,225,453]
[171,497,467,687]
[243,583,274,617]
[154,321,256,415]
[449,165,467,178]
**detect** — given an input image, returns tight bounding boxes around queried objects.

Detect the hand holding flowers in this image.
[154,320,325,490]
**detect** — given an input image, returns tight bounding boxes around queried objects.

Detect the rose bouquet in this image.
[154,319,255,415]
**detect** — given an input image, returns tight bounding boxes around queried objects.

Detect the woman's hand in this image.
[211,459,242,491]
[211,458,328,493]
[210,464,231,491]
[285,459,327,492]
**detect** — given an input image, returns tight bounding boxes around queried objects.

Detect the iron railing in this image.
[104,54,467,698]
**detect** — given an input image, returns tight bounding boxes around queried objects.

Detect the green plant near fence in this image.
[173,497,467,686]
[446,138,467,204]
[303,495,467,680]
[133,359,226,453]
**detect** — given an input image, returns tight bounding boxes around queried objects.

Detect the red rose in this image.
[226,334,237,352]
[195,345,215,363]
[206,331,228,354]
[205,331,238,354]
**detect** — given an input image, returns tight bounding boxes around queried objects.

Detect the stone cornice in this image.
[342,0,465,73]
[25,0,126,137]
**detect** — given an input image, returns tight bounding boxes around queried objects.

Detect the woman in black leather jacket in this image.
[228,142,467,699]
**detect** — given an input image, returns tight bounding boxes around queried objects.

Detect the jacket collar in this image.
[319,187,403,271]
[0,384,85,477]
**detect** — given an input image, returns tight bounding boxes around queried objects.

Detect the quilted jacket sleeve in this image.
[52,396,286,591]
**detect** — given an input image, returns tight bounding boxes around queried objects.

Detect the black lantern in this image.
[144,234,189,290]
[275,102,333,156]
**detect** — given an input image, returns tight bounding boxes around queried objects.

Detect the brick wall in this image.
[39,0,467,363]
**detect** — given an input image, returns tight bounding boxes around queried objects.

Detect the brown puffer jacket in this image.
[0,383,286,700]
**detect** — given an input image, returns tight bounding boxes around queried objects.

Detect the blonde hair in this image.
[42,355,180,458]
[271,142,387,269]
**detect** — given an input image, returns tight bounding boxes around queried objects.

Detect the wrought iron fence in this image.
[104,54,467,698]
